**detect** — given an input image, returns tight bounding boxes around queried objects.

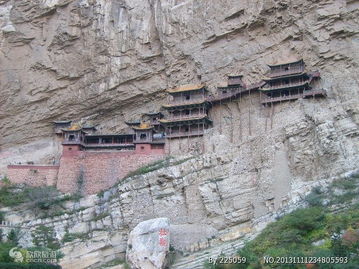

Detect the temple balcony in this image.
[167,113,208,122]
[166,130,204,139]
[151,138,165,144]
[160,115,211,125]
[85,142,134,147]
[62,141,85,146]
[262,80,309,91]
[207,87,253,103]
[261,89,326,104]
[164,97,206,107]
[266,66,304,78]
[84,143,135,149]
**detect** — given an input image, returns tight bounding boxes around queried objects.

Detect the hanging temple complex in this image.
[7,59,326,194]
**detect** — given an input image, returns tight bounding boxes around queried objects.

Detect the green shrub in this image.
[305,186,325,206]
[0,186,27,207]
[205,175,359,269]
[7,229,20,245]
[101,258,129,268]
[124,157,172,179]
[62,232,89,243]
[283,207,325,232]
[93,212,110,222]
[1,176,11,186]
[0,211,5,222]
[0,242,16,263]
[32,226,60,250]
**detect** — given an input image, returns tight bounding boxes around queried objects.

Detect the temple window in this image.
[103,138,111,143]
[140,133,147,140]
[69,135,75,141]
[185,94,190,100]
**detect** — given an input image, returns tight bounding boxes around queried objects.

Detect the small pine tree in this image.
[7,229,18,245]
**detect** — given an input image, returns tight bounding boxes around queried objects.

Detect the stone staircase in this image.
[170,238,246,269]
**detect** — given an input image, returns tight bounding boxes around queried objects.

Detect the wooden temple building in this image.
[8,57,328,195]
[260,59,325,104]
[159,84,212,138]
[53,120,72,136]
[53,59,325,153]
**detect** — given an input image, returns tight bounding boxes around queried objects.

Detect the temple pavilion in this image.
[207,74,256,103]
[58,123,135,151]
[159,84,212,138]
[53,120,72,136]
[260,59,325,104]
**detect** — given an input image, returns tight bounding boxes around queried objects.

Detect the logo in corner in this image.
[9,247,24,263]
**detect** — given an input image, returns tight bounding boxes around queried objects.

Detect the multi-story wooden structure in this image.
[260,59,325,104]
[160,84,212,138]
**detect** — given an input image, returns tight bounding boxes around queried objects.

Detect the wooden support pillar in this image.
[202,120,205,153]
[248,89,252,136]
[219,99,222,134]
[270,102,274,130]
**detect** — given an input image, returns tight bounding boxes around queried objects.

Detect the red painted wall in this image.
[7,165,59,186]
[7,144,165,194]
[57,146,165,194]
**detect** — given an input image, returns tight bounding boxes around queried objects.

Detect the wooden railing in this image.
[167,97,206,106]
[84,143,134,148]
[206,87,251,103]
[167,113,207,121]
[267,67,304,78]
[263,80,308,91]
[166,130,204,138]
[261,89,326,104]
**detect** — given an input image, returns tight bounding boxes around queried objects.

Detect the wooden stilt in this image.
[270,102,274,130]
[168,126,171,155]
[219,99,222,134]
[239,91,242,141]
[187,124,190,152]
[248,89,252,136]
[202,120,205,153]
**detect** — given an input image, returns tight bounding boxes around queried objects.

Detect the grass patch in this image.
[123,156,195,180]
[101,258,129,268]
[0,185,28,207]
[93,212,110,222]
[123,157,173,179]
[0,185,81,208]
[0,184,82,219]
[62,232,90,243]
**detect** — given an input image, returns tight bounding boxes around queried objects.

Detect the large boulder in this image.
[126,218,170,269]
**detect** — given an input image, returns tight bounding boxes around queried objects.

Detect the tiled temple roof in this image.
[267,58,303,67]
[166,84,206,93]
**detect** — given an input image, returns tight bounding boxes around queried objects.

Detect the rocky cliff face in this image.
[1,0,359,169]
